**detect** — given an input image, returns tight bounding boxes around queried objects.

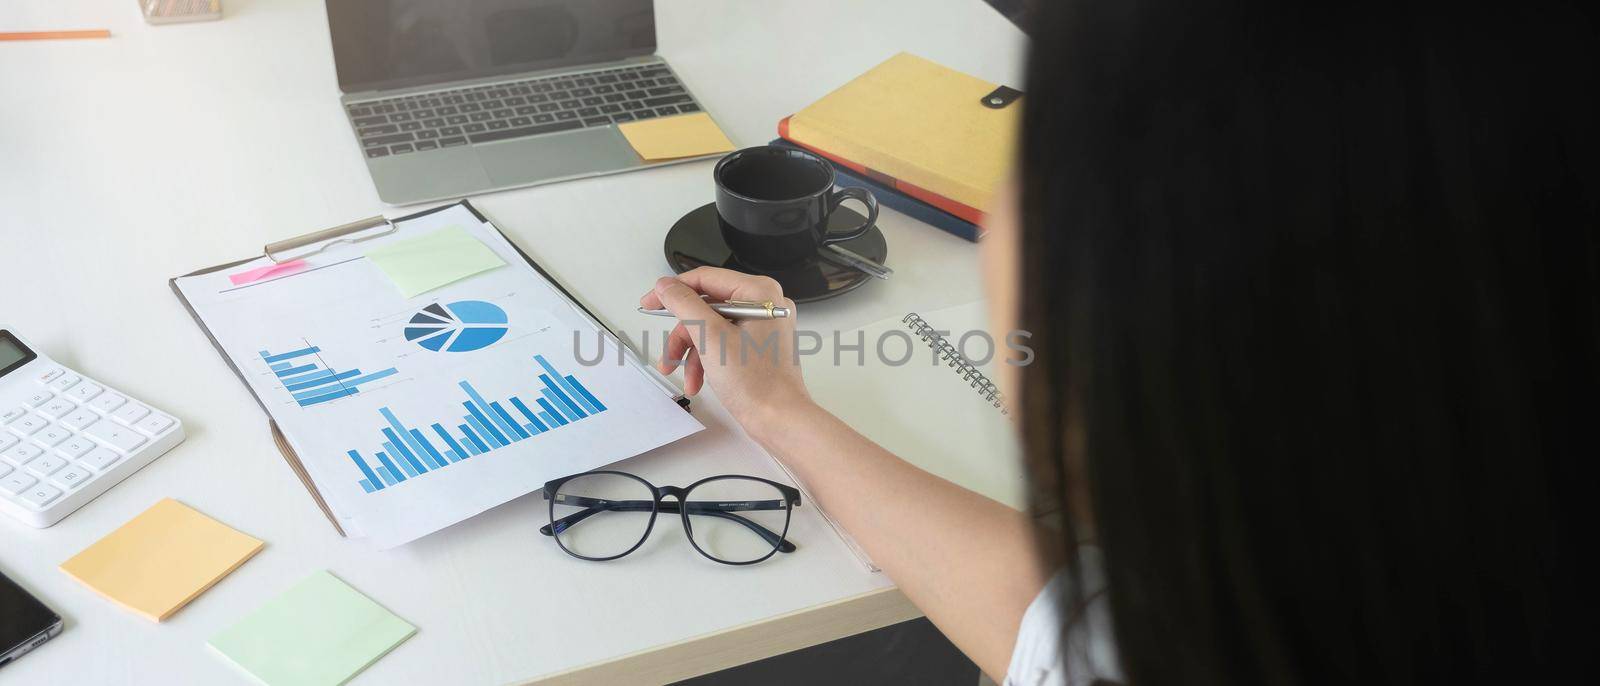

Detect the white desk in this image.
[0,1,1028,683]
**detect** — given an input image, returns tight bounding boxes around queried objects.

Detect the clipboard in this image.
[169,199,687,536]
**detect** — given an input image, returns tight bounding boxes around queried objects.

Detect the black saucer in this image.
[663,202,888,303]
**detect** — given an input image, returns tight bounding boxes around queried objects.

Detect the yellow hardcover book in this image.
[785,53,1020,213]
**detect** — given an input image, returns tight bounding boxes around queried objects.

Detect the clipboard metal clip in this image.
[264,215,397,263]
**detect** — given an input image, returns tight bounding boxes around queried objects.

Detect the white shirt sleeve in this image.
[1003,548,1122,686]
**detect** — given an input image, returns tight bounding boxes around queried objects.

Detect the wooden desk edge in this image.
[519,587,921,686]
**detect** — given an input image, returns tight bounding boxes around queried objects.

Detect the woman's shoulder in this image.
[1004,549,1123,686]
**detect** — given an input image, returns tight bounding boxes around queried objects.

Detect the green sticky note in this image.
[365,226,506,297]
[208,571,416,686]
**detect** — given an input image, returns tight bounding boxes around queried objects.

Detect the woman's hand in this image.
[640,267,812,430]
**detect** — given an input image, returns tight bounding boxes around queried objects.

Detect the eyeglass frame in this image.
[538,470,803,565]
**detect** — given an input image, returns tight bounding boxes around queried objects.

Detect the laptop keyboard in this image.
[347,64,702,158]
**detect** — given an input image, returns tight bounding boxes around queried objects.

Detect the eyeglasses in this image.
[538,471,802,565]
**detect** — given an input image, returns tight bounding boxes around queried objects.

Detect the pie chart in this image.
[404,300,509,352]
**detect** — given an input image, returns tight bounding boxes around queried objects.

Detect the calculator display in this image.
[0,331,35,378]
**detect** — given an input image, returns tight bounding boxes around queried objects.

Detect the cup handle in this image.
[822,187,879,245]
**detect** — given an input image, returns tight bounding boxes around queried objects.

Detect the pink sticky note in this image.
[229,260,307,285]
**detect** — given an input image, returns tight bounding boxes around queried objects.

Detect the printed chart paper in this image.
[174,205,702,547]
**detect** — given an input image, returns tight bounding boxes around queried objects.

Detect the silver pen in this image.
[638,298,791,320]
[822,244,893,280]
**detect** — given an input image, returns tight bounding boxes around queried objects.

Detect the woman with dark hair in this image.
[640,1,1593,683]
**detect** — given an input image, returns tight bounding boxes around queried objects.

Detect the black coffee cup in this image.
[714,146,879,271]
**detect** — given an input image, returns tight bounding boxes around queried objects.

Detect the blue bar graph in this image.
[537,355,606,415]
[466,413,502,448]
[459,424,488,453]
[343,355,609,492]
[262,346,320,363]
[373,452,405,483]
[510,397,549,432]
[409,428,449,469]
[462,381,521,442]
[537,397,568,426]
[277,363,316,377]
[259,345,398,408]
[283,369,343,390]
[432,424,468,462]
[490,402,530,440]
[566,375,607,413]
[381,408,437,470]
[539,409,562,428]
[383,431,427,476]
[385,444,419,478]
[347,450,382,488]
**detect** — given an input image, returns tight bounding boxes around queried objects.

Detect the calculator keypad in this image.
[2,366,179,514]
[11,414,47,435]
[91,393,127,413]
[68,383,103,402]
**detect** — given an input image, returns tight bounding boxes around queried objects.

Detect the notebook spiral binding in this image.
[903,313,1009,415]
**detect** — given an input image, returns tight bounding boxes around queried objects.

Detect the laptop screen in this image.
[328,0,657,93]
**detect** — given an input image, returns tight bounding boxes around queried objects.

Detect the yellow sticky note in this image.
[618,112,736,161]
[366,226,507,298]
[60,499,264,622]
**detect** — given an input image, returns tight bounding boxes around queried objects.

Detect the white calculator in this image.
[0,329,185,528]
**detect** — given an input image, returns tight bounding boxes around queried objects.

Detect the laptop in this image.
[326,0,720,205]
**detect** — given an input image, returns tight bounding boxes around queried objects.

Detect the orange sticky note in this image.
[60,499,263,622]
[617,112,735,161]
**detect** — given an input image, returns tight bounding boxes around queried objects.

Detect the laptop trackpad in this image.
[477,128,641,185]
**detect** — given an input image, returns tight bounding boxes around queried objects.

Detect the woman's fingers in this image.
[682,349,705,396]
[655,317,708,396]
[660,321,694,372]
[639,268,791,399]
[674,267,784,302]
[638,267,784,310]
[653,277,732,339]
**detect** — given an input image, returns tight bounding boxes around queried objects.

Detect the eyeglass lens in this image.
[550,472,656,560]
[682,477,791,564]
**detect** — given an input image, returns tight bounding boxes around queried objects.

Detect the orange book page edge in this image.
[0,30,112,41]
[779,116,986,225]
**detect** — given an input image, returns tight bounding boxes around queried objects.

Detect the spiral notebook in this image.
[796,301,1027,572]
[902,312,1010,416]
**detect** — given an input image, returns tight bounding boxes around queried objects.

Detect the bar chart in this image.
[344,354,608,493]
[259,345,399,408]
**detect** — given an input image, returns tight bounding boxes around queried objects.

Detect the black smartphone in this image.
[0,569,61,669]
